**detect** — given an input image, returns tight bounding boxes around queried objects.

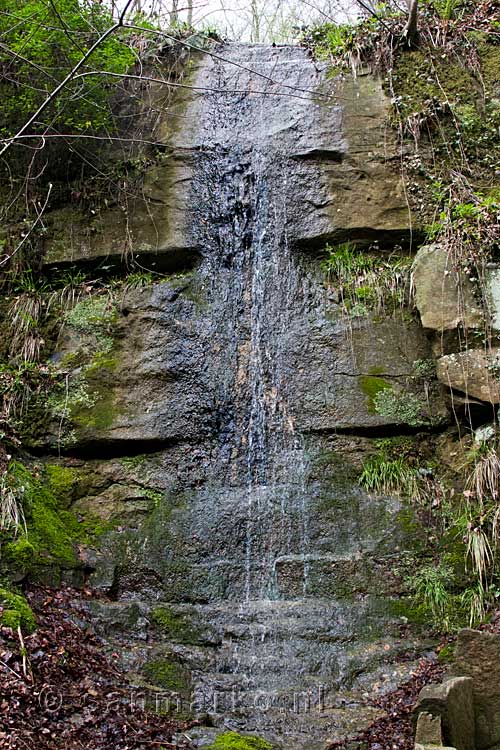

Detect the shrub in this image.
[0,1,135,146]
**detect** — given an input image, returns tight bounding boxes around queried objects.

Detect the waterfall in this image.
[154,43,415,749]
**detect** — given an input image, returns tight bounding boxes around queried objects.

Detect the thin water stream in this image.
[152,43,420,748]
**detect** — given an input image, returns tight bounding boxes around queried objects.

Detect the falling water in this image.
[151,43,420,749]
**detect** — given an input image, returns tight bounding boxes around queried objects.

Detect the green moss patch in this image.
[0,587,36,632]
[64,294,117,350]
[3,538,36,570]
[207,732,273,750]
[389,41,500,172]
[143,658,191,693]
[391,50,476,120]
[438,643,456,663]
[5,461,107,573]
[359,375,391,414]
[45,464,80,508]
[72,386,120,431]
[150,606,204,645]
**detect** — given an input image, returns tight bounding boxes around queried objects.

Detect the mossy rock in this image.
[389,41,500,171]
[207,732,273,750]
[143,658,191,693]
[0,587,36,632]
[150,606,204,645]
[64,294,118,343]
[359,375,391,414]
[45,464,81,508]
[391,50,477,120]
[3,461,108,578]
[3,538,36,571]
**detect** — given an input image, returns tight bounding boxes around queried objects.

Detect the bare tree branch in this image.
[72,70,325,102]
[124,23,331,99]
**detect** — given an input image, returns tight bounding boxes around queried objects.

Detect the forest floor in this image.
[2,586,499,750]
[0,585,196,750]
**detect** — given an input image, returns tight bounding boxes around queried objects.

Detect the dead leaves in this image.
[0,585,194,750]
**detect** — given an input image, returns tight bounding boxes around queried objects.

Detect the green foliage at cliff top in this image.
[305,2,500,175]
[0,0,135,140]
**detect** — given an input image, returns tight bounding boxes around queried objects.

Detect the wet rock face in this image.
[32,45,449,749]
[37,47,446,452]
[42,51,413,272]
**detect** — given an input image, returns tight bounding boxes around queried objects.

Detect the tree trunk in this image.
[404,0,419,46]
[170,0,179,26]
[251,0,260,43]
[187,0,193,27]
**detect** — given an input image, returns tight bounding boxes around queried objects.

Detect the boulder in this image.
[436,349,500,403]
[412,244,483,331]
[414,676,475,750]
[450,629,500,750]
[415,711,444,744]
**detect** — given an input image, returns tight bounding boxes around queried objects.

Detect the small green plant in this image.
[460,582,492,627]
[412,359,436,380]
[322,243,411,316]
[120,271,155,290]
[322,242,373,280]
[7,271,53,362]
[408,563,454,632]
[431,0,462,21]
[305,22,356,59]
[65,295,116,338]
[359,453,420,499]
[437,643,455,663]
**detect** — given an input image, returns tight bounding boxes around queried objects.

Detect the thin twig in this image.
[16,625,30,681]
[0,658,24,681]
[124,23,331,99]
[0,183,53,267]
[73,70,320,101]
